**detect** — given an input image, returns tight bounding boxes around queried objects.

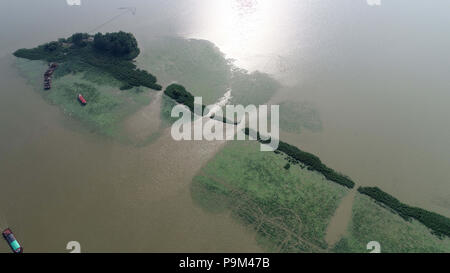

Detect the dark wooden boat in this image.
[2,228,23,253]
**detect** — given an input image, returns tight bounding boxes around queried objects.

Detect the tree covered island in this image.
[13,32,163,138]
[14,31,162,91]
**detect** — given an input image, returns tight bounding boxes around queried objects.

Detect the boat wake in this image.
[204,88,232,118]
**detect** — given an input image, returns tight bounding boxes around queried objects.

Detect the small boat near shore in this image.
[43,63,58,90]
[78,94,87,105]
[2,228,23,253]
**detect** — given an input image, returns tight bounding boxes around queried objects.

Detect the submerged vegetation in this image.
[140,37,231,104]
[278,101,322,134]
[192,136,450,252]
[14,32,162,90]
[243,128,355,188]
[191,141,348,252]
[358,187,450,238]
[14,55,153,138]
[137,37,280,126]
[13,32,162,139]
[276,141,355,189]
[334,194,450,253]
[139,37,279,105]
[230,69,280,106]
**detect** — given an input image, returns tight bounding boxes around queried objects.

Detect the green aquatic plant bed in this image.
[334,194,450,253]
[191,141,348,252]
[278,101,322,134]
[15,59,153,137]
[243,128,355,189]
[358,187,450,238]
[140,37,279,106]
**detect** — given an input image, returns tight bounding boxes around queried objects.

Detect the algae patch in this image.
[191,141,348,252]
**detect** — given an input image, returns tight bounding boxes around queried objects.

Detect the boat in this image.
[44,78,51,90]
[78,94,87,105]
[43,63,58,90]
[2,228,23,253]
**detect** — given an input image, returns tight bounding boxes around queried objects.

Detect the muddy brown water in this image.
[0,55,261,252]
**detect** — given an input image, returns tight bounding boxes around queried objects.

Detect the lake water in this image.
[1,0,449,252]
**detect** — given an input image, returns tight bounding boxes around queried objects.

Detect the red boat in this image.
[78,94,87,105]
[2,228,23,253]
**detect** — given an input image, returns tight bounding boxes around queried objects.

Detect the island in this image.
[14,32,162,91]
[190,128,450,252]
[13,31,164,138]
[358,186,450,238]
[244,128,355,188]
[163,83,235,124]
[192,138,450,253]
[164,83,202,113]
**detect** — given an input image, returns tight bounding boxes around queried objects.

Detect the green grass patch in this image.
[191,141,348,252]
[243,128,355,189]
[358,187,450,238]
[159,94,179,127]
[334,194,450,253]
[139,37,231,104]
[140,37,279,106]
[15,59,153,138]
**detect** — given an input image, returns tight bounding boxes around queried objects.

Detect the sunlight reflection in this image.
[183,0,317,78]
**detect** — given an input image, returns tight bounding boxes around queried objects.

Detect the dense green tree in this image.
[13,31,161,90]
[93,33,108,50]
[243,128,355,189]
[164,84,195,111]
[358,187,450,238]
[45,41,60,52]
[71,33,84,46]
[164,84,206,112]
[93,31,140,59]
